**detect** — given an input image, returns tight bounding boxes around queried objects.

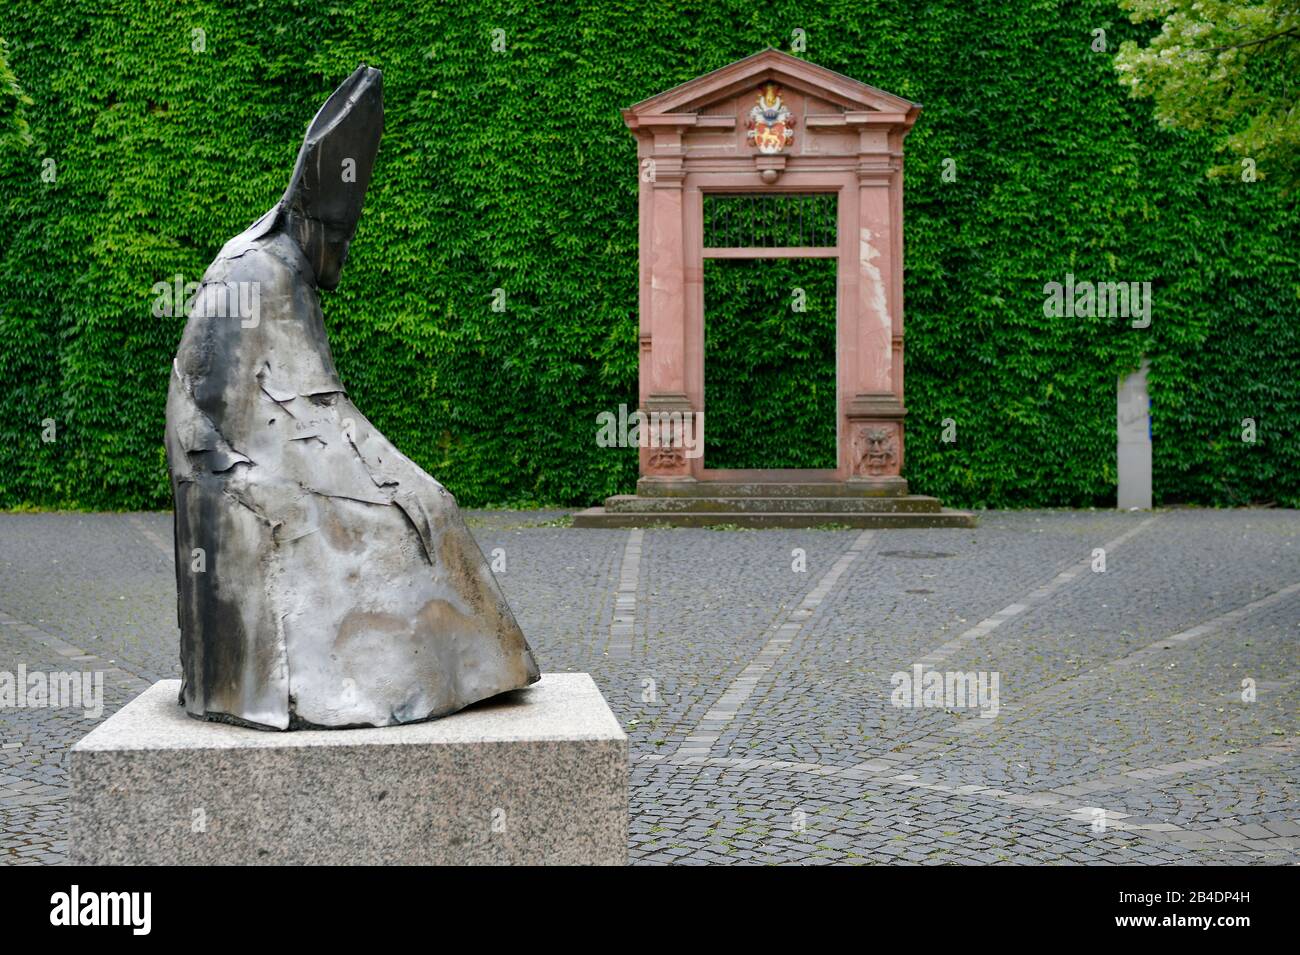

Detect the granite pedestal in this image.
[70,674,627,865]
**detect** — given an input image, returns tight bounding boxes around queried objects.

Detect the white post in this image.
[1117,359,1152,510]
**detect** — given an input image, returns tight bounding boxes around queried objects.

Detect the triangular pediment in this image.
[623,48,918,124]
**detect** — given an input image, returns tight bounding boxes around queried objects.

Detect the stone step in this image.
[572,507,977,529]
[636,479,909,499]
[603,494,943,514]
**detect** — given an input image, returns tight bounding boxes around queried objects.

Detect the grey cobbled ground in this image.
[0,508,1296,865]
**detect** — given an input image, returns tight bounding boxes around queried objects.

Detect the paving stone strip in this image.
[0,608,152,694]
[1045,736,1298,799]
[1211,671,1300,702]
[639,735,1300,856]
[675,530,875,759]
[1116,578,1300,663]
[868,517,1164,763]
[607,530,643,657]
[914,515,1159,669]
[129,512,172,559]
[936,577,1300,745]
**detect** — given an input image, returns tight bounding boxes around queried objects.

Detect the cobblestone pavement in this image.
[1,509,1296,865]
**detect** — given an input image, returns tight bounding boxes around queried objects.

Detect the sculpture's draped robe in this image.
[166,225,540,729]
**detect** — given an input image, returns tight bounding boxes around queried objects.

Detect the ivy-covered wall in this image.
[705,258,838,470]
[1,0,1296,510]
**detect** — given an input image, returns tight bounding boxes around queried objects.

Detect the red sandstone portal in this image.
[622,49,920,494]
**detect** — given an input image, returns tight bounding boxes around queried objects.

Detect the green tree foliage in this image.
[1114,0,1300,191]
[0,38,34,153]
[0,1,1296,510]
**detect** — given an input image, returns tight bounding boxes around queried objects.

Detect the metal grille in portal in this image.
[702,193,837,250]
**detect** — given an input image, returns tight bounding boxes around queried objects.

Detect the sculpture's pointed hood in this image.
[276,65,383,289]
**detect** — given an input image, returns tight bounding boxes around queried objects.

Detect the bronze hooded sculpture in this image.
[165,66,540,730]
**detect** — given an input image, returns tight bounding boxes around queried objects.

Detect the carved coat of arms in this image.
[746,83,795,154]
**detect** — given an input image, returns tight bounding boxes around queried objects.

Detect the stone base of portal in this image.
[68,675,628,865]
[573,479,976,528]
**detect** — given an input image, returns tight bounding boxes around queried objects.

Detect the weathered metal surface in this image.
[164,66,540,730]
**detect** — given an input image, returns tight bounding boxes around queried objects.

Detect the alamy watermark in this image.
[1043,273,1151,328]
[50,885,150,935]
[151,274,261,328]
[890,665,1000,718]
[596,403,704,458]
[0,666,103,718]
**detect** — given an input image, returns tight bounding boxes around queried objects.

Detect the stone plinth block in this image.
[70,674,627,865]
